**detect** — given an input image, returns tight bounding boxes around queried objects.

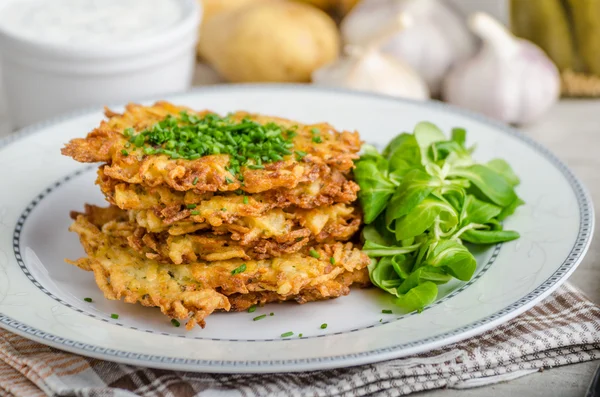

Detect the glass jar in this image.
[510,0,600,97]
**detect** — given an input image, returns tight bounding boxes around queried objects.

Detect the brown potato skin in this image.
[198,1,340,82]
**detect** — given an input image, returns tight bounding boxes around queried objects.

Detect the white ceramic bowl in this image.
[0,0,201,128]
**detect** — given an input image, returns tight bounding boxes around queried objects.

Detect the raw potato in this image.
[199,1,340,82]
[294,0,360,17]
[200,0,264,21]
[196,0,276,57]
[294,0,334,11]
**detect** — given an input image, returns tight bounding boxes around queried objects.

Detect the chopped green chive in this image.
[298,333,303,338]
[121,112,296,180]
[295,237,304,242]
[309,249,320,259]
[171,319,180,327]
[379,319,383,322]
[231,263,247,275]
[330,257,336,264]
[320,323,327,329]
[270,312,274,316]
[190,210,200,215]
[253,314,267,321]
[221,208,227,212]
[248,306,257,313]
[243,196,249,204]
[192,177,199,185]
[281,331,294,338]
[295,150,307,160]
[382,309,393,314]
[121,149,129,156]
[312,136,323,144]
[133,134,145,147]
[111,314,119,319]
[186,204,197,209]
[311,128,320,134]
[83,297,92,303]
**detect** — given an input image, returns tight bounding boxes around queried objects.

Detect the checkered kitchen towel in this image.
[0,283,598,397]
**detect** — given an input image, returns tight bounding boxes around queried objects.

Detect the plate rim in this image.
[0,84,595,373]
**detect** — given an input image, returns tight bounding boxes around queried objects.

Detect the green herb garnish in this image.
[382,309,393,314]
[312,136,323,144]
[243,196,249,204]
[248,306,257,313]
[186,204,197,209]
[253,314,267,321]
[190,210,200,215]
[329,257,335,264]
[309,250,320,259]
[295,150,307,160]
[281,331,294,338]
[111,314,119,319]
[121,149,129,156]
[83,297,92,303]
[270,312,274,316]
[192,177,199,185]
[355,122,522,313]
[320,323,327,329]
[124,112,295,178]
[231,263,247,275]
[298,333,303,337]
[171,319,180,327]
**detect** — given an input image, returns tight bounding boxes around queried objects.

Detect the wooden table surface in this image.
[0,93,597,396]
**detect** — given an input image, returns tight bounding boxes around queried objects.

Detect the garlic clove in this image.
[312,48,430,101]
[442,12,560,125]
[341,0,476,96]
[313,13,429,101]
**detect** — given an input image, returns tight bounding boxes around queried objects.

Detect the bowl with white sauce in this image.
[0,0,201,128]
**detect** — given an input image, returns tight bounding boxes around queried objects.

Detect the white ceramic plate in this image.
[0,85,594,373]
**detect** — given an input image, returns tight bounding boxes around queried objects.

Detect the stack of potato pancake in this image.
[62,102,370,329]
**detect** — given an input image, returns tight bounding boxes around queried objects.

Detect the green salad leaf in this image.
[354,122,523,313]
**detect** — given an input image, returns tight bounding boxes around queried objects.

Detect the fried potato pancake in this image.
[97,166,360,211]
[227,269,371,311]
[67,212,371,329]
[62,102,362,194]
[74,204,361,263]
[130,203,361,242]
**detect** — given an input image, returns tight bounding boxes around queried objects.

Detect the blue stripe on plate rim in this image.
[0,84,594,372]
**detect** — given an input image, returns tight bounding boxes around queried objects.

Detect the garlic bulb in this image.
[341,0,476,96]
[442,12,560,125]
[312,16,429,101]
